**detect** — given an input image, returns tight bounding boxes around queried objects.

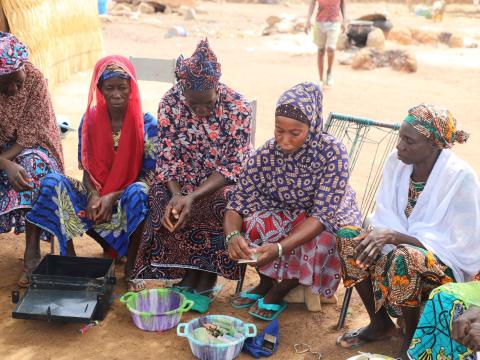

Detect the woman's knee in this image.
[40,173,69,188]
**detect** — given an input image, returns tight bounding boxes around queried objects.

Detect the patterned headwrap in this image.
[0,32,29,76]
[175,39,221,91]
[405,103,469,149]
[98,63,131,85]
[275,82,323,155]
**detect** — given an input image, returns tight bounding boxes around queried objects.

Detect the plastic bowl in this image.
[120,288,193,332]
[177,315,257,360]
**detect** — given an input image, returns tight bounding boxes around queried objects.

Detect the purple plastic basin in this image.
[120,289,193,332]
[177,315,257,360]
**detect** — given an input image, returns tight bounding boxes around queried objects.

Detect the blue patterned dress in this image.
[26,113,158,256]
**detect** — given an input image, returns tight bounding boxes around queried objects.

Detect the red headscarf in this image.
[81,55,144,196]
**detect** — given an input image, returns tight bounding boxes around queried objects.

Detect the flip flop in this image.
[193,284,224,303]
[126,279,147,292]
[248,298,287,321]
[231,290,264,309]
[170,285,193,293]
[336,328,394,349]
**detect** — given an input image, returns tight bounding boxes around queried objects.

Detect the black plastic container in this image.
[12,255,116,323]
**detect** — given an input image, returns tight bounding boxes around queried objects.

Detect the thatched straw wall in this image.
[1,0,104,87]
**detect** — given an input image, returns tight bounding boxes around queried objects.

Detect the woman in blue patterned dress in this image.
[26,55,158,290]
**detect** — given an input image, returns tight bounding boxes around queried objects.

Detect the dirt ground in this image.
[1,2,480,359]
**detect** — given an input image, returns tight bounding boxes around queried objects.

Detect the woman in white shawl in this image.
[335,104,480,359]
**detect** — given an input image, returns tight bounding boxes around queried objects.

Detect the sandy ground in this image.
[1,2,480,359]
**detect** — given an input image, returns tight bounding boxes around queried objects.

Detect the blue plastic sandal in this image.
[231,290,264,309]
[249,298,287,321]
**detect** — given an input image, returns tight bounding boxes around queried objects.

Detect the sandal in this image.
[248,298,287,321]
[231,290,264,309]
[126,279,147,292]
[336,327,394,349]
[193,284,224,302]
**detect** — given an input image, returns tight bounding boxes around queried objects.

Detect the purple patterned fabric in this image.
[175,39,221,91]
[227,82,361,232]
[0,32,29,76]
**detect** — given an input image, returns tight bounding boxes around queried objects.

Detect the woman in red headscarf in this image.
[25,55,159,290]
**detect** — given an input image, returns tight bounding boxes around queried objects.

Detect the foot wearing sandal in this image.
[248,278,297,320]
[126,279,147,292]
[337,321,397,348]
[231,275,275,308]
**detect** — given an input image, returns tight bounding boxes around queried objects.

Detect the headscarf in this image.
[0,32,29,76]
[275,81,323,158]
[81,55,144,196]
[405,103,469,149]
[98,63,130,84]
[227,82,361,233]
[175,39,221,91]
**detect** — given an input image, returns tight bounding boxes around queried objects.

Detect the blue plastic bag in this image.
[242,319,279,358]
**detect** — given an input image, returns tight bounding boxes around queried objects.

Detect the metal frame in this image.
[325,112,400,330]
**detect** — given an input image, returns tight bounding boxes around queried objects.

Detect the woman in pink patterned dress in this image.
[0,32,63,285]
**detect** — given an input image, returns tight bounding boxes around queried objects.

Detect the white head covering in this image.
[372,150,480,282]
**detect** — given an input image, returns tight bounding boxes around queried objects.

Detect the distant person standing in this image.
[305,0,346,88]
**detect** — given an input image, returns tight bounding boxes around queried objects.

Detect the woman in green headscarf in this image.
[336,104,480,359]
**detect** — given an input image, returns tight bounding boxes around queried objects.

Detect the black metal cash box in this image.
[12,255,116,323]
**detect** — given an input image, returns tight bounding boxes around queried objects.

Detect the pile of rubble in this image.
[109,0,196,15]
[388,27,476,48]
[262,14,306,36]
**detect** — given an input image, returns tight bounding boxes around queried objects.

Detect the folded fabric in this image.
[242,319,279,358]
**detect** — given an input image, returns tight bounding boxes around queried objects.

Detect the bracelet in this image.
[225,230,241,248]
[276,243,283,258]
[172,192,182,196]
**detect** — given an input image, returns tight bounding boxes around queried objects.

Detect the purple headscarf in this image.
[175,39,221,91]
[274,81,324,160]
[0,32,29,76]
[227,82,362,232]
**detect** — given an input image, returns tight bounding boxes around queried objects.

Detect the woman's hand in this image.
[5,161,33,192]
[253,243,280,268]
[228,234,253,261]
[354,228,397,270]
[452,305,480,351]
[162,194,194,232]
[91,193,117,224]
[86,193,101,221]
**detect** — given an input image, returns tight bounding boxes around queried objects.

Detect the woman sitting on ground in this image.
[26,55,158,290]
[0,32,64,285]
[336,104,480,359]
[225,82,361,321]
[408,280,480,359]
[131,39,252,295]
